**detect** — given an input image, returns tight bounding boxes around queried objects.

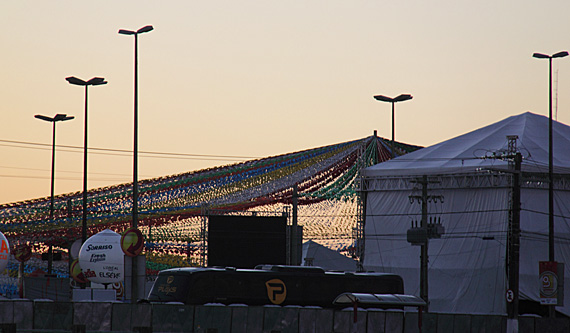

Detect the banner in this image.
[540,261,560,305]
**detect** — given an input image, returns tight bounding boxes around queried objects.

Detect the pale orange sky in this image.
[1,1,570,204]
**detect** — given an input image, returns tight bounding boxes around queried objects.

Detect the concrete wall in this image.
[0,300,568,332]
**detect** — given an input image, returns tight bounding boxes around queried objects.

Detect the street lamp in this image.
[532,51,568,264]
[118,25,153,230]
[65,76,107,244]
[35,113,74,274]
[119,24,153,304]
[373,93,413,158]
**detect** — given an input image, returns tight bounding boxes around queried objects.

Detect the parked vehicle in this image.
[147,265,404,308]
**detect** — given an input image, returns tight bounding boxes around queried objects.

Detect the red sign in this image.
[14,244,32,262]
[70,259,88,284]
[539,261,558,305]
[121,227,144,257]
[112,282,124,300]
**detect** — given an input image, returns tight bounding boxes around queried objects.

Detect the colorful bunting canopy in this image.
[0,135,420,256]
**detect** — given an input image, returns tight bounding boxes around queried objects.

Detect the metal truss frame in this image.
[361,171,570,192]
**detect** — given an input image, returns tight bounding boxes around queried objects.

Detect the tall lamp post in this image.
[373,94,413,158]
[532,51,568,262]
[119,24,153,304]
[35,113,74,274]
[118,25,153,230]
[533,51,568,318]
[65,76,107,244]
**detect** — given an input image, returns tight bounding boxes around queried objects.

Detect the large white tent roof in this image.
[363,112,570,177]
[362,111,570,316]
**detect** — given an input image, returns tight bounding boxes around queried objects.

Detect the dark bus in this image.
[147,265,404,308]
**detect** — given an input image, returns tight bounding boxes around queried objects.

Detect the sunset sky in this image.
[1,1,569,204]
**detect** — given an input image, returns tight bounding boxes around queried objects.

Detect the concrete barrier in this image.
[264,305,301,333]
[112,302,152,332]
[194,304,232,332]
[152,303,194,332]
[73,301,112,331]
[33,300,72,331]
[535,317,570,332]
[471,314,506,332]
[452,314,470,332]
[385,310,404,333]
[404,312,420,333]
[0,299,569,332]
[12,300,33,330]
[0,301,14,324]
[333,307,367,333]
[366,309,387,333]
[229,304,265,333]
[228,304,249,333]
[299,306,333,333]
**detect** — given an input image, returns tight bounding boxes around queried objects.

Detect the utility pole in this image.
[420,175,429,308]
[483,135,522,321]
[408,175,445,312]
[505,135,522,320]
[507,152,522,319]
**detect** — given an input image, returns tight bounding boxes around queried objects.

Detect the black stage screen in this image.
[208,215,287,268]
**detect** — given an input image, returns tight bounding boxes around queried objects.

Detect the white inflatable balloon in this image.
[78,229,124,284]
[0,231,9,272]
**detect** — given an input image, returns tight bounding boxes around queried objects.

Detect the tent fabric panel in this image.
[363,187,508,314]
[518,188,570,316]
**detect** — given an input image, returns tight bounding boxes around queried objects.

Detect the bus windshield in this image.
[148,273,190,302]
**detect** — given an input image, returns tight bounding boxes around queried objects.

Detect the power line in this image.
[0,138,260,161]
[0,165,139,177]
[0,164,151,181]
[0,138,264,181]
[0,174,131,182]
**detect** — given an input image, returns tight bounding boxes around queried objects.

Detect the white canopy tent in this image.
[362,112,570,316]
[301,240,358,271]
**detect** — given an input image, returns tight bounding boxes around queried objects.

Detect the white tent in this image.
[362,112,570,316]
[301,240,358,271]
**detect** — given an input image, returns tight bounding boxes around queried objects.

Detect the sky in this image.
[1,1,570,204]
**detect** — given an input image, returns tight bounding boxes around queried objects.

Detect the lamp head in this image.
[374,94,413,103]
[552,51,569,59]
[35,114,54,122]
[86,77,107,86]
[35,114,75,122]
[66,76,106,86]
[119,25,153,35]
[54,114,75,122]
[373,95,394,103]
[393,94,413,102]
[533,53,550,59]
[118,29,135,35]
[137,25,154,34]
[66,76,87,86]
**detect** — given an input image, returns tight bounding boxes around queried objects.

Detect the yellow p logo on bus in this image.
[265,279,287,305]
